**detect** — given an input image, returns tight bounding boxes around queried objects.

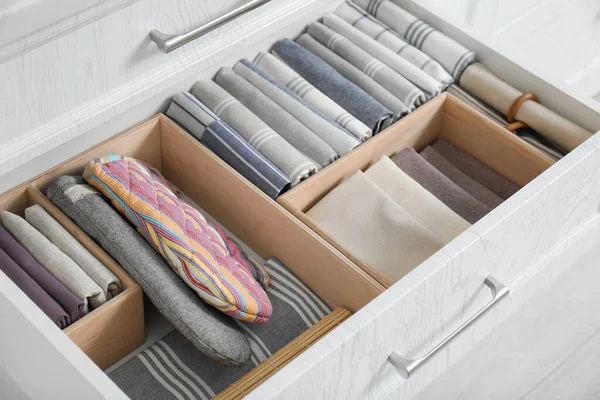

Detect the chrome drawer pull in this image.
[388,276,509,379]
[150,0,272,54]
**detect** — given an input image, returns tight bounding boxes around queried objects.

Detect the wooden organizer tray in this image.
[277,93,556,288]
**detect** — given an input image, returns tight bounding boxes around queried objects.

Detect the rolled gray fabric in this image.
[46,176,253,366]
[25,204,122,300]
[2,211,105,314]
[321,14,443,99]
[190,80,318,185]
[391,148,489,223]
[307,22,425,109]
[272,39,394,133]
[233,59,360,157]
[110,257,332,399]
[335,1,453,87]
[354,0,475,81]
[294,34,408,122]
[254,52,372,141]
[214,67,338,167]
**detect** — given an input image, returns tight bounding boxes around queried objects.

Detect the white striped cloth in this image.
[110,257,331,400]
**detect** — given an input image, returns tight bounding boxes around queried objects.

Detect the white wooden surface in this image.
[0,366,30,400]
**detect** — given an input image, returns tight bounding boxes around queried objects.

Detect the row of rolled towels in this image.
[165,0,592,200]
[307,138,520,283]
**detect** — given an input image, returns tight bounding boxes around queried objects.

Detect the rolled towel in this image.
[190,79,318,185]
[47,175,253,366]
[2,211,105,314]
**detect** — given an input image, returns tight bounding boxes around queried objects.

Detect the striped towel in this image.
[109,258,332,400]
[83,156,272,323]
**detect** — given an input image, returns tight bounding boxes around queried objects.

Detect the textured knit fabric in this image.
[295,33,408,122]
[272,39,394,133]
[354,0,475,80]
[254,51,372,141]
[109,257,332,399]
[0,247,70,328]
[84,156,272,323]
[391,148,489,223]
[190,80,318,185]
[233,59,360,157]
[25,204,122,300]
[321,14,443,99]
[335,1,453,86]
[47,175,252,365]
[364,156,470,242]
[421,147,503,209]
[307,171,444,283]
[214,67,338,168]
[307,22,424,109]
[0,224,83,323]
[166,92,291,199]
[2,211,105,314]
[432,138,521,200]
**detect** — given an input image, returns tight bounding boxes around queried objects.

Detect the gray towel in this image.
[295,34,408,122]
[233,59,360,157]
[2,211,105,314]
[214,67,338,167]
[109,257,332,399]
[46,176,253,366]
[166,92,291,199]
[391,148,489,223]
[307,22,424,109]
[272,39,394,133]
[190,80,318,185]
[25,204,122,300]
[321,14,443,99]
[335,1,453,87]
[254,51,372,141]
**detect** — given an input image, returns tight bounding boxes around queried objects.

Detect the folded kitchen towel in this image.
[214,67,338,167]
[391,148,489,223]
[364,156,470,243]
[0,247,71,328]
[322,14,443,99]
[307,21,425,109]
[190,80,318,185]
[166,92,291,199]
[354,0,475,80]
[47,175,252,366]
[254,51,372,141]
[432,138,521,200]
[295,34,407,122]
[272,39,394,133]
[335,1,453,86]
[2,211,105,314]
[109,257,332,400]
[25,204,122,300]
[307,170,444,283]
[421,146,503,209]
[0,224,83,323]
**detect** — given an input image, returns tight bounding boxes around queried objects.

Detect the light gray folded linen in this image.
[46,176,252,366]
[232,59,360,157]
[214,67,338,167]
[25,204,122,300]
[190,79,318,185]
[2,210,105,314]
[254,51,372,142]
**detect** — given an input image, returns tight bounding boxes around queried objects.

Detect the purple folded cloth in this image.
[0,248,70,328]
[0,225,83,323]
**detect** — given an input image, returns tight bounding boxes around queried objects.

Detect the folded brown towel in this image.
[391,148,489,223]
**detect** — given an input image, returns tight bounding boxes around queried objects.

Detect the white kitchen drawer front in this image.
[1,0,600,399]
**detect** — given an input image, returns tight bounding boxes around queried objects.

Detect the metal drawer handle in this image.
[150,0,272,54]
[388,276,509,379]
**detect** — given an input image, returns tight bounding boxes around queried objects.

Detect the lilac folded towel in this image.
[391,148,489,223]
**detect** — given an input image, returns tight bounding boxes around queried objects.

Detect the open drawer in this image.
[1,0,600,399]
